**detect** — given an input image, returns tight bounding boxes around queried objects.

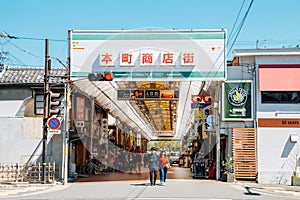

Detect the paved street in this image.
[1,167,300,200]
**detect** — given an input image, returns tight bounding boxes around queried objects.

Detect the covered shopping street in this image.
[67,29,226,181]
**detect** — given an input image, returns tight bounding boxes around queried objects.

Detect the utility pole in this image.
[63,79,69,185]
[42,39,50,184]
[0,35,8,71]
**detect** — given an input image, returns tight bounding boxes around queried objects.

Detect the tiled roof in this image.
[0,66,67,84]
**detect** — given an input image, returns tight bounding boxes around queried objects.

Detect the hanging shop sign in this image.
[191,94,212,109]
[153,131,175,137]
[191,94,213,104]
[117,89,179,100]
[136,133,141,146]
[222,81,253,121]
[70,29,227,81]
[76,96,85,127]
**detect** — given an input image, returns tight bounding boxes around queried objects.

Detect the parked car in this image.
[169,152,180,164]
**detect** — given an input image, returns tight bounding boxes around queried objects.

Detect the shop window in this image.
[35,94,44,115]
[261,91,300,103]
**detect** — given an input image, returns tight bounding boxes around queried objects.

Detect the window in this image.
[35,94,44,115]
[261,91,300,103]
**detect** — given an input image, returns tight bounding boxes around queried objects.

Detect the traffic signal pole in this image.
[42,39,50,184]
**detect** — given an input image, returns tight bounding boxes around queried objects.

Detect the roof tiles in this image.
[0,66,67,84]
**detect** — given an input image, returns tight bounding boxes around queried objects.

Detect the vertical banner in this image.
[222,81,253,121]
[136,133,141,147]
[129,131,134,147]
[76,96,85,127]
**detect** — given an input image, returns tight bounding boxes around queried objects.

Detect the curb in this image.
[0,182,57,198]
[237,181,300,197]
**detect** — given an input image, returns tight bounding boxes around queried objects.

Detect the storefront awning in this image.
[258,64,300,91]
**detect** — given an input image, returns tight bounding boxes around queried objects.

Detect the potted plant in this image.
[291,171,300,186]
[291,153,300,186]
[221,155,234,182]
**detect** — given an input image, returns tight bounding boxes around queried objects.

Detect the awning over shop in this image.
[258,64,300,91]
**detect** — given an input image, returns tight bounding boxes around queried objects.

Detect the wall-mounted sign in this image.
[222,81,253,121]
[70,29,227,81]
[117,89,179,100]
[258,118,300,128]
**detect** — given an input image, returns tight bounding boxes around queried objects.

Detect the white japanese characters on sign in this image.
[70,30,227,81]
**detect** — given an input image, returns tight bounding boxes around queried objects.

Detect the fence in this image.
[232,128,257,179]
[0,162,56,183]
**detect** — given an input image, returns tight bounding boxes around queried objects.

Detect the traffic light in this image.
[101,118,108,139]
[49,91,61,117]
[88,72,114,81]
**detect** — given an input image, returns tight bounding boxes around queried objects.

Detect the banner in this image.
[117,89,179,100]
[76,96,85,127]
[70,29,227,81]
[222,81,253,120]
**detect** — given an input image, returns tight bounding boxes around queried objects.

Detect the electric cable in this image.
[228,0,247,42]
[227,0,254,56]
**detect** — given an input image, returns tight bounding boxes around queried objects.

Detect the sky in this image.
[1,0,300,68]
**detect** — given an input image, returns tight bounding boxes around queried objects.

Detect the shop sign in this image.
[117,89,179,100]
[258,118,300,128]
[137,133,141,146]
[222,81,253,121]
[153,131,175,137]
[70,30,227,81]
[76,96,85,127]
[191,94,212,104]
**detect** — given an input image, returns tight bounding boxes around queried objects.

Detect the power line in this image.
[5,39,42,59]
[228,0,247,42]
[1,32,68,67]
[17,36,66,42]
[1,32,66,42]
[227,0,255,56]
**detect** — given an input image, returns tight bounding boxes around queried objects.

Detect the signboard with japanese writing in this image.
[76,96,85,127]
[222,81,253,121]
[153,131,175,137]
[117,89,179,100]
[70,29,227,81]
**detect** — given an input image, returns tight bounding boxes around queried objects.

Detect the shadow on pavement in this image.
[244,186,261,196]
[130,183,150,186]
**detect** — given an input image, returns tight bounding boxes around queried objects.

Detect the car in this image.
[169,152,180,164]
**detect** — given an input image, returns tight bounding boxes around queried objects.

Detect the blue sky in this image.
[1,0,300,67]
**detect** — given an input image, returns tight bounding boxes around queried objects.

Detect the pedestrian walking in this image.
[143,153,148,167]
[135,151,142,173]
[148,147,159,186]
[158,151,169,185]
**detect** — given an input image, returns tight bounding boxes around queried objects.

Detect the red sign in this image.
[47,117,61,130]
[191,94,212,104]
[76,97,85,122]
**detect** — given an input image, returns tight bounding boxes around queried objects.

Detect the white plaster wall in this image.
[254,55,300,185]
[0,117,63,166]
[257,127,300,185]
[0,118,42,163]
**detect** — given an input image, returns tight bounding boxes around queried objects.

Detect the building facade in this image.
[1,48,300,185]
[0,66,66,180]
[230,48,300,185]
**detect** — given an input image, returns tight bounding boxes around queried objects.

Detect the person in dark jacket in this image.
[148,147,159,186]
